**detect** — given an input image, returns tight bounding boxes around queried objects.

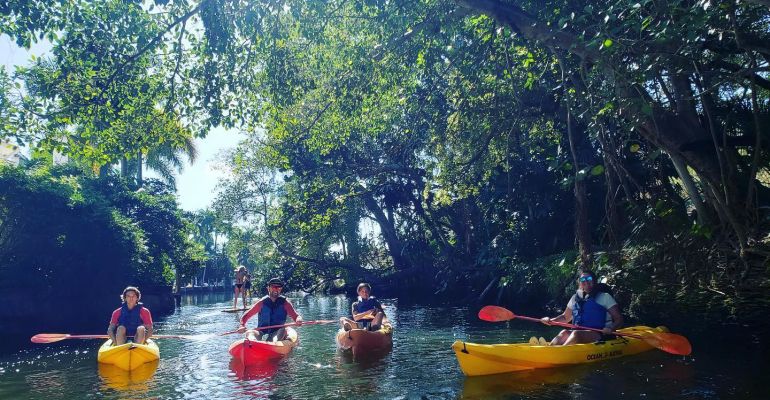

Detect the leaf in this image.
[630,143,640,153]
[590,165,605,175]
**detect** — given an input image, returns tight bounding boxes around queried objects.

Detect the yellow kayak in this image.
[97,339,160,371]
[452,325,666,376]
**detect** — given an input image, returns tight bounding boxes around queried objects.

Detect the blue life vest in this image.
[572,292,607,329]
[258,296,288,334]
[118,303,144,335]
[353,297,381,328]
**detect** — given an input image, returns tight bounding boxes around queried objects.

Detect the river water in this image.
[0,293,766,399]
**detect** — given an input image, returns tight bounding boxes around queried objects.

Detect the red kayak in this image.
[336,321,393,357]
[229,327,299,366]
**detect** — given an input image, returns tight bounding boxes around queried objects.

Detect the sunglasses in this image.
[579,276,593,282]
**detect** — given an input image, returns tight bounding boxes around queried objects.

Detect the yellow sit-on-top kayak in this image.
[98,339,160,371]
[452,325,666,376]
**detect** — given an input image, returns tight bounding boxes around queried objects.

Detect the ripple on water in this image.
[1,295,768,399]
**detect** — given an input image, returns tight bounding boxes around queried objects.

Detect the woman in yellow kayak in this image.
[236,278,303,341]
[107,286,153,345]
[340,282,386,331]
[540,271,623,345]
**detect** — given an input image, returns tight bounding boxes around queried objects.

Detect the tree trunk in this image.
[361,191,411,271]
[668,152,710,226]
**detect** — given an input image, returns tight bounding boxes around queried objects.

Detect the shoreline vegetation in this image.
[2,0,769,347]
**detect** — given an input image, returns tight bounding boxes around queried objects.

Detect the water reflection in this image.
[0,295,766,399]
[228,357,281,399]
[460,365,589,399]
[337,346,391,369]
[98,359,159,392]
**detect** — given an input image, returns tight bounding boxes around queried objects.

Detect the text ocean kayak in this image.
[336,321,393,357]
[229,327,299,366]
[97,339,160,371]
[452,325,667,376]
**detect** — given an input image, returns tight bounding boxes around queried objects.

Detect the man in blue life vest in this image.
[540,270,623,345]
[339,282,386,331]
[237,278,303,341]
[107,286,153,345]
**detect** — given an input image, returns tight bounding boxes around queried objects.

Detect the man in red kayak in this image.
[339,282,386,331]
[237,278,303,341]
[540,270,623,345]
[107,286,153,345]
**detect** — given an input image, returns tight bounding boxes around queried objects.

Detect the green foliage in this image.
[2,0,769,327]
[0,164,204,292]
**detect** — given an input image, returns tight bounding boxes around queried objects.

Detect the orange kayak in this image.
[336,321,393,357]
[229,327,299,366]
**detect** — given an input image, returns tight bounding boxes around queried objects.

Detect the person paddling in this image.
[340,283,386,331]
[540,270,623,345]
[236,278,303,341]
[107,286,153,345]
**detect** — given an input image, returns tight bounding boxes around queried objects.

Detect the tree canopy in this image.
[2,0,769,328]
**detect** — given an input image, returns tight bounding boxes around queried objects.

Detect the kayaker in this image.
[107,286,153,345]
[237,278,303,341]
[233,265,248,310]
[340,282,386,331]
[540,270,623,345]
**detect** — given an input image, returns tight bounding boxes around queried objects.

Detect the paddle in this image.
[478,305,692,356]
[30,333,209,344]
[220,319,338,336]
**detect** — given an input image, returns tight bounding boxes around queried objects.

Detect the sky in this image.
[1,35,244,212]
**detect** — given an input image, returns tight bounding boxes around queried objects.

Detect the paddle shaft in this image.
[31,333,196,343]
[519,315,645,340]
[221,319,337,336]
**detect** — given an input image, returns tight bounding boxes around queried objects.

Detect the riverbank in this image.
[0,285,175,354]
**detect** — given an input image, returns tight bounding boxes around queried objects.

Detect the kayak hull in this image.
[452,325,666,376]
[97,339,160,371]
[229,327,298,366]
[336,322,393,357]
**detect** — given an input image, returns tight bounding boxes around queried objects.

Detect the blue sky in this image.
[1,35,243,212]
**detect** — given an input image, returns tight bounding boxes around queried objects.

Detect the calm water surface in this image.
[0,293,766,399]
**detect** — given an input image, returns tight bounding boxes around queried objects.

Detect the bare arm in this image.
[107,324,117,342]
[606,305,623,331]
[542,306,573,325]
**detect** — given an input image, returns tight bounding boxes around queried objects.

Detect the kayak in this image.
[336,321,393,357]
[452,325,666,376]
[229,327,299,366]
[97,339,160,371]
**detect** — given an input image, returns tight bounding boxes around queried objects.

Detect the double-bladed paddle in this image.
[30,333,210,344]
[478,305,692,356]
[220,319,338,336]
